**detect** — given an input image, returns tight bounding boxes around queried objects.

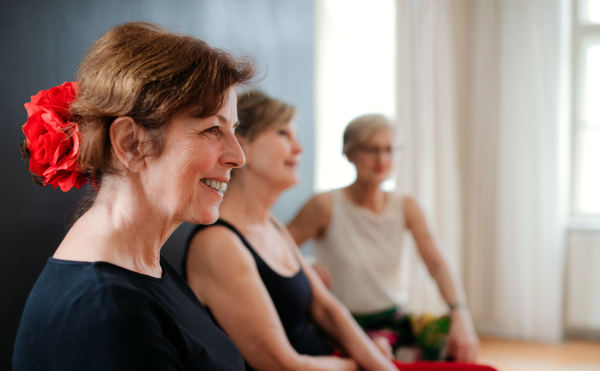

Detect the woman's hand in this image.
[447,309,479,362]
[308,356,360,371]
[372,336,394,360]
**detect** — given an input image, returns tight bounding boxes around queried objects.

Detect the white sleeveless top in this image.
[314,189,409,314]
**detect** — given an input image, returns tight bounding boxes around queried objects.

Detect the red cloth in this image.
[393,361,497,371]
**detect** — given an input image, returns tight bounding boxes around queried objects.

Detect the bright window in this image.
[573,1,600,216]
[585,0,600,23]
[314,0,396,192]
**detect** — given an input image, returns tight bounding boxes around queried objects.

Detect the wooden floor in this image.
[478,336,600,371]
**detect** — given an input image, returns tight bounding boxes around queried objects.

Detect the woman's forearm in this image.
[423,243,479,361]
[425,243,466,309]
[314,302,394,371]
[406,196,468,311]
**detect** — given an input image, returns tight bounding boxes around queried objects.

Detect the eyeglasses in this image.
[356,145,402,157]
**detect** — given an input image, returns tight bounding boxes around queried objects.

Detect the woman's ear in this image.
[109,116,147,172]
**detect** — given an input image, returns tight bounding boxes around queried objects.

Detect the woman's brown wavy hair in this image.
[22,22,256,186]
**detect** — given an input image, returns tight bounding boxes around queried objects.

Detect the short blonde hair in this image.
[342,114,394,155]
[236,90,296,142]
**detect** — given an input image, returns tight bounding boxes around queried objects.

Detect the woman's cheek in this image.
[192,146,217,172]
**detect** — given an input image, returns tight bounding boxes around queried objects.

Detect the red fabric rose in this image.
[22,82,88,192]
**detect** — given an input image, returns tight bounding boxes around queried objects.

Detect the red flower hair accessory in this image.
[22,81,88,192]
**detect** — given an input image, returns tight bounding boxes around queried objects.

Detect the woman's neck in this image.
[55,176,178,278]
[346,178,387,213]
[219,170,284,226]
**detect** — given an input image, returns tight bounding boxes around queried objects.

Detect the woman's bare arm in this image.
[269,218,395,371]
[404,195,479,362]
[299,253,396,370]
[186,227,358,371]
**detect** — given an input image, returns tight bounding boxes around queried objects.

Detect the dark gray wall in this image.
[0,0,314,368]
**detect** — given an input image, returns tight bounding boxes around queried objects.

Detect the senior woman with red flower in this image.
[13,22,254,370]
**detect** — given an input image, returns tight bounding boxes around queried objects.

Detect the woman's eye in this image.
[278,130,289,136]
[205,126,219,135]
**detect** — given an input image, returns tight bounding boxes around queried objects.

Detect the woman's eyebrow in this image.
[216,114,229,124]
[216,114,239,129]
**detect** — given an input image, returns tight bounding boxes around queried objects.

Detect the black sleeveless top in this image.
[14,257,245,371]
[183,219,333,357]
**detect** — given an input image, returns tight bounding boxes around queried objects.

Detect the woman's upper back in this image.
[13,257,244,371]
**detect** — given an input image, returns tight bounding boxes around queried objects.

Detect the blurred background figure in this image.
[289,114,479,362]
[310,0,600,369]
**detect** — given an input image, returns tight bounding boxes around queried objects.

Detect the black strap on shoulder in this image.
[182,219,254,280]
[211,219,253,249]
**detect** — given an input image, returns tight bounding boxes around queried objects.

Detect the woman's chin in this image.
[373,171,391,182]
[359,175,389,186]
[188,207,220,225]
[282,176,300,190]
[267,172,300,191]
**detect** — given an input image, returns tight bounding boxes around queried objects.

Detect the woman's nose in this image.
[222,132,246,168]
[292,136,303,155]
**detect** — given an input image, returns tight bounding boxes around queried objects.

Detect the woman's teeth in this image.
[201,178,227,192]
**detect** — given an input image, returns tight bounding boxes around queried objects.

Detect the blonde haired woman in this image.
[288,114,480,363]
[183,92,396,371]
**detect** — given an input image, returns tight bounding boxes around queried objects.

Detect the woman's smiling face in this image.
[143,88,245,225]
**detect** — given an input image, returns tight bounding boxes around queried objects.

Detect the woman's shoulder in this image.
[397,193,419,211]
[14,259,201,371]
[38,259,164,310]
[189,221,248,252]
[287,191,337,243]
[16,260,170,347]
[304,190,335,214]
[187,222,257,277]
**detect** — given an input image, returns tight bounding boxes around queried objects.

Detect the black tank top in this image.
[183,219,333,357]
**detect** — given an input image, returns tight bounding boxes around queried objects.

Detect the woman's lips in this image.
[200,180,225,197]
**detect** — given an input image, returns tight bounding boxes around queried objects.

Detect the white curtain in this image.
[396,0,463,316]
[396,0,569,341]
